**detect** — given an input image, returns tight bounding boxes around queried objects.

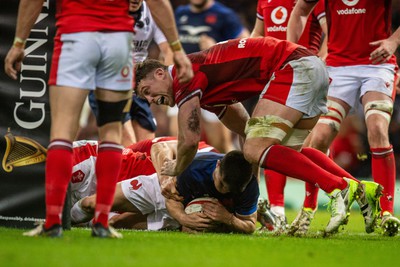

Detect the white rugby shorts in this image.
[261,56,329,118]
[326,64,396,107]
[120,173,180,231]
[50,31,134,90]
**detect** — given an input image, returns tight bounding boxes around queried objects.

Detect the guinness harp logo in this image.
[2,128,47,172]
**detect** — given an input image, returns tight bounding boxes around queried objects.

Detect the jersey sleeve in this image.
[256,0,264,21]
[312,0,326,21]
[234,177,259,216]
[173,70,209,108]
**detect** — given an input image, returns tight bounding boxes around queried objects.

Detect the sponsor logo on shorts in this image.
[121,66,130,78]
[130,179,143,190]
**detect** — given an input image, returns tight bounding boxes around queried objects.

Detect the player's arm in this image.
[287,0,318,43]
[219,103,249,140]
[163,97,201,176]
[202,202,257,234]
[152,20,174,66]
[317,16,328,61]
[250,18,265,38]
[146,0,193,83]
[4,0,44,79]
[370,27,400,64]
[150,141,177,175]
[165,198,215,231]
[158,42,174,66]
[150,141,184,201]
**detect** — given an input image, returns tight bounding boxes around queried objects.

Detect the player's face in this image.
[136,70,175,107]
[129,0,143,12]
[190,0,209,9]
[213,161,230,194]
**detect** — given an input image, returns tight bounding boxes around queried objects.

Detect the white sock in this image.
[271,205,285,218]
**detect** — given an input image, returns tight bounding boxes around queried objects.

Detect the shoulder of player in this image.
[209,2,238,15]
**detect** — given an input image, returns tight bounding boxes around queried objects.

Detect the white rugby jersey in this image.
[132,1,167,62]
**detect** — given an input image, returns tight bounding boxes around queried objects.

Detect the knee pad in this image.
[245,115,293,141]
[281,128,311,147]
[364,100,393,123]
[96,98,131,127]
[318,100,346,131]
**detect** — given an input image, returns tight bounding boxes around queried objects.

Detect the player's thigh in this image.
[252,99,304,125]
[49,85,89,141]
[113,183,141,212]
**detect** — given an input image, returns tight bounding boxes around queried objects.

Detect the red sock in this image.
[371,146,395,214]
[301,147,358,181]
[300,147,359,209]
[303,182,319,210]
[264,169,286,207]
[45,140,73,229]
[93,142,122,227]
[259,145,347,194]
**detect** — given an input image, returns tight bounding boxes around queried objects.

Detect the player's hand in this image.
[160,176,183,202]
[202,201,232,225]
[369,38,397,64]
[199,34,216,51]
[161,159,179,176]
[4,46,25,80]
[173,50,193,84]
[181,212,217,232]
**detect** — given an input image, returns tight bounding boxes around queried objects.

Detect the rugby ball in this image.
[184,197,218,214]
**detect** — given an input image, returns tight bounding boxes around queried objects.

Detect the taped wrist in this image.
[96,98,130,127]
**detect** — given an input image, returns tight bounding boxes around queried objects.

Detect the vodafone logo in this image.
[121,66,130,78]
[342,0,359,7]
[271,6,288,25]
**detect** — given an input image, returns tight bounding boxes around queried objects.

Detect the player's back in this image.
[56,0,133,33]
[173,37,300,108]
[177,152,223,206]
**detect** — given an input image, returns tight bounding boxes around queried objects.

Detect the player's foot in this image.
[23,223,62,238]
[91,223,123,239]
[325,178,358,234]
[355,181,383,233]
[272,213,288,234]
[257,198,276,232]
[380,211,400,237]
[287,207,315,236]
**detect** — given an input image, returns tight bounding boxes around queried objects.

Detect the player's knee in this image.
[318,100,346,132]
[366,124,390,147]
[242,143,259,164]
[364,100,393,124]
[244,115,293,140]
[308,133,330,153]
[96,98,131,127]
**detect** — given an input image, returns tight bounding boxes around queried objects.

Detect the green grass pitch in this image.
[1,210,400,267]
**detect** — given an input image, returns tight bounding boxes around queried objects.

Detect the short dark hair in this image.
[219,150,253,194]
[134,59,168,94]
